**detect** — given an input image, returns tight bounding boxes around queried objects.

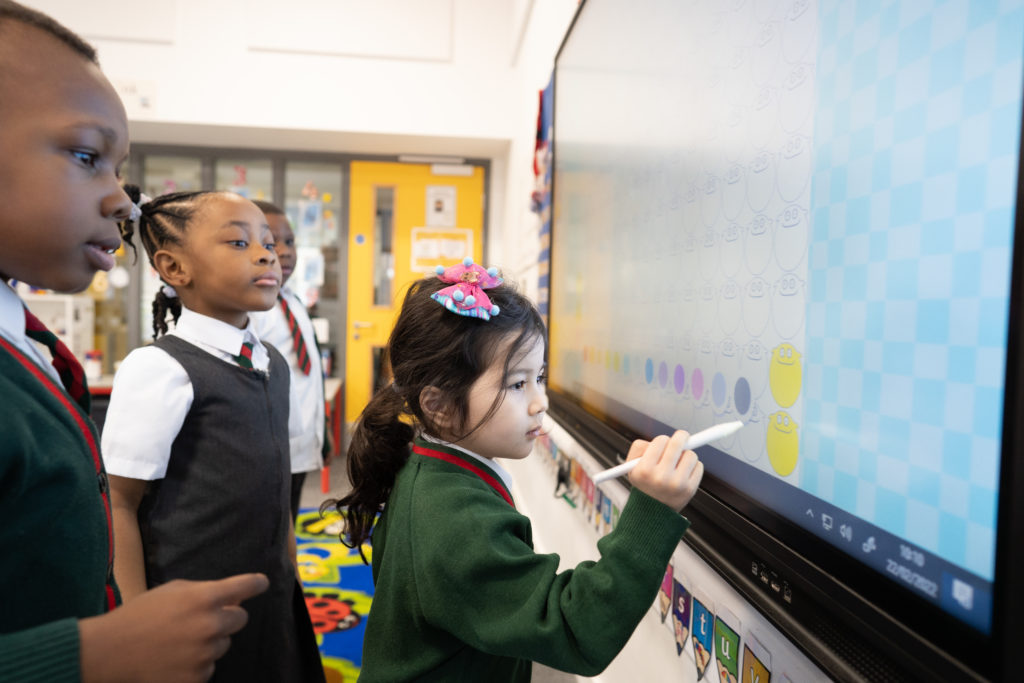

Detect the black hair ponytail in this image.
[151,287,182,339]
[326,381,414,559]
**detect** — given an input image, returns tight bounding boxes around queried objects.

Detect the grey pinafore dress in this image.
[138,335,324,682]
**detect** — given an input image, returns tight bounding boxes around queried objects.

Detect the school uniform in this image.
[361,436,692,682]
[251,285,326,518]
[102,306,323,683]
[0,283,117,682]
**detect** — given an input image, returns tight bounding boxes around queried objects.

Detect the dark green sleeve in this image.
[0,618,81,682]
[412,484,690,676]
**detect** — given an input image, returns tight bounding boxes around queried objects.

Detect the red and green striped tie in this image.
[235,341,255,369]
[278,295,311,375]
[23,307,91,413]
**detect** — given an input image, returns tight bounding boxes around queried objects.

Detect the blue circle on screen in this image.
[645,358,654,384]
[355,234,365,244]
[734,377,751,415]
[659,361,668,388]
[712,372,726,407]
[623,354,630,375]
[674,364,686,394]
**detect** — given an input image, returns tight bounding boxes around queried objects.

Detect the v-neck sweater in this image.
[0,337,117,682]
[360,438,691,682]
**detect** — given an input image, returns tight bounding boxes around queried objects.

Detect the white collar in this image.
[0,282,28,345]
[173,306,261,355]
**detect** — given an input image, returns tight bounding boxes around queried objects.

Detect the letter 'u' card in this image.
[714,607,741,683]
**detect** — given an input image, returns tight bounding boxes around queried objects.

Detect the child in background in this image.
[101,188,324,682]
[251,199,328,521]
[0,3,269,681]
[326,261,704,682]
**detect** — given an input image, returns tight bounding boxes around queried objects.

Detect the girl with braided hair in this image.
[102,186,325,682]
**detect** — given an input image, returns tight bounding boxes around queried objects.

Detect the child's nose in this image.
[530,388,548,415]
[105,185,133,221]
[256,246,277,264]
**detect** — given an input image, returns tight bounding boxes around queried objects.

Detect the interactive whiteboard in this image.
[550,0,1024,638]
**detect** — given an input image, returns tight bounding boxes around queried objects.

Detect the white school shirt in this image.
[101,305,285,481]
[250,285,325,474]
[0,282,61,384]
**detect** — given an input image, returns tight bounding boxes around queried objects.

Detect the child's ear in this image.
[419,386,453,430]
[152,248,191,289]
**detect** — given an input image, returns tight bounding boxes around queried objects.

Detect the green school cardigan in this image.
[360,438,691,682]
[0,342,117,683]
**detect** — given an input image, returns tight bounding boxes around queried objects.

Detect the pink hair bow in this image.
[431,258,503,320]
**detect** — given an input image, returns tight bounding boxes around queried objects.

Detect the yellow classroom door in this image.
[345,161,486,424]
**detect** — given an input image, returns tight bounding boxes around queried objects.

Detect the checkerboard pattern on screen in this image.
[801,1,1024,579]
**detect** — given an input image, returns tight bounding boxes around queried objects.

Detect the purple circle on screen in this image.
[692,368,704,400]
[674,364,686,394]
[735,377,751,415]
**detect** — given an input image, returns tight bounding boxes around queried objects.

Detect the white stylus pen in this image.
[591,420,744,484]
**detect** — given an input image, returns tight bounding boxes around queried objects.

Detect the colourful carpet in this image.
[296,507,373,683]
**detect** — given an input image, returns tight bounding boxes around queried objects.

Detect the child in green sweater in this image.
[327,260,704,681]
[0,2,267,681]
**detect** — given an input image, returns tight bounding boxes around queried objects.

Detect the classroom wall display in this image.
[533,75,555,323]
[672,576,693,658]
[691,588,715,681]
[742,632,772,683]
[548,0,1024,679]
[714,607,742,683]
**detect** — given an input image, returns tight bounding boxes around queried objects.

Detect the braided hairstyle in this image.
[120,185,218,338]
[0,1,97,64]
[323,275,546,559]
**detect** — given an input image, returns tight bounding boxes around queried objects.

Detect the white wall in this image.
[489,0,579,294]
[31,0,575,259]
[34,0,517,141]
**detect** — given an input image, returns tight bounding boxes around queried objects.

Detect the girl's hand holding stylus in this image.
[79,573,269,683]
[626,430,705,512]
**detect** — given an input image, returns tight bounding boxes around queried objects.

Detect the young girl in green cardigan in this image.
[328,260,704,682]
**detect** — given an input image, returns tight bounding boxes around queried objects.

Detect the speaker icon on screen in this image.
[839,524,853,542]
[952,579,974,611]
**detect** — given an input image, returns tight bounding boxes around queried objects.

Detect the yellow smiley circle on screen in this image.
[766,410,799,476]
[769,343,802,408]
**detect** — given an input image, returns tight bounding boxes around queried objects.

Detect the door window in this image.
[373,187,395,307]
[215,159,272,200]
[284,162,343,307]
